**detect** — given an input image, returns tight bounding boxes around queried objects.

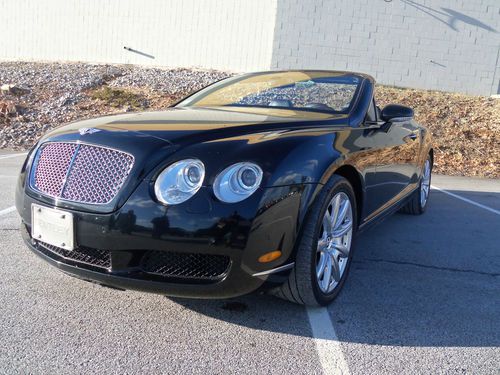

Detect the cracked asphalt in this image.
[0,151,499,374]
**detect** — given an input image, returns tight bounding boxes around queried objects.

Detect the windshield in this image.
[177,71,362,114]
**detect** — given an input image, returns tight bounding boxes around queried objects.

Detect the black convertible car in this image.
[16,70,432,306]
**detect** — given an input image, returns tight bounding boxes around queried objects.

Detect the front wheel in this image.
[271,175,357,306]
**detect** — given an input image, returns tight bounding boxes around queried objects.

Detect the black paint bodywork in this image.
[16,71,433,298]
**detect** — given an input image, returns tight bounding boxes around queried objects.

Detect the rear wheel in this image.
[400,155,432,215]
[271,175,357,306]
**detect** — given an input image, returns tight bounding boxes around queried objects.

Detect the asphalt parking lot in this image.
[0,151,499,374]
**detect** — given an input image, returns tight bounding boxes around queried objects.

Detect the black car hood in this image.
[43,107,347,147]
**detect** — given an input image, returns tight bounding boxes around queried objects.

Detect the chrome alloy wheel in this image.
[420,159,431,207]
[316,192,353,294]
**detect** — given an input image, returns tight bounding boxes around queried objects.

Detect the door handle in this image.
[408,133,418,140]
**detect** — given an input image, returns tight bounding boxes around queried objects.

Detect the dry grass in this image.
[89,86,147,109]
[76,86,182,117]
[376,86,500,178]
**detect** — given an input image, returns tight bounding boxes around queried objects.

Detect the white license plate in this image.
[32,204,75,251]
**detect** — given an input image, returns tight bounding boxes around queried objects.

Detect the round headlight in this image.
[154,159,205,205]
[214,162,263,203]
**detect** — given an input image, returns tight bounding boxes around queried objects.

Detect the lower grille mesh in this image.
[37,241,111,269]
[29,228,230,281]
[141,251,230,280]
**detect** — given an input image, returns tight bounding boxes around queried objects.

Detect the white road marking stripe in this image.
[0,152,28,160]
[307,307,350,375]
[307,184,498,375]
[0,206,16,216]
[431,185,500,216]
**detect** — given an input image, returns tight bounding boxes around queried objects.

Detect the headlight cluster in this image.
[154,159,205,205]
[154,159,263,205]
[213,162,263,203]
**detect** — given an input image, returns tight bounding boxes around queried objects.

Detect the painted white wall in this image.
[1,0,499,95]
[1,0,278,72]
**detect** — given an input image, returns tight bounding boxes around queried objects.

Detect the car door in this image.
[362,99,421,218]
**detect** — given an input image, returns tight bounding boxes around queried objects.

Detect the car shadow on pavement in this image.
[172,190,500,347]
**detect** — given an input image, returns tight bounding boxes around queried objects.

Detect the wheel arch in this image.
[333,165,364,227]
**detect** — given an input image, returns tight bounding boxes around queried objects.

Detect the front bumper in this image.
[17,178,318,298]
[21,225,266,298]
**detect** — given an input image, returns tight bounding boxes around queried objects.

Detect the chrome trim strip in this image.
[60,143,81,197]
[252,262,295,277]
[28,144,42,192]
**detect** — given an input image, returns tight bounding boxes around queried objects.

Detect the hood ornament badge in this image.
[79,127,101,135]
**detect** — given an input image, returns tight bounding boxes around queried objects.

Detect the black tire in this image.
[399,155,432,215]
[271,175,357,306]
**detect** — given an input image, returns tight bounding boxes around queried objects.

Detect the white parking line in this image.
[0,206,16,216]
[0,153,28,160]
[307,307,350,375]
[431,185,500,216]
[309,183,498,374]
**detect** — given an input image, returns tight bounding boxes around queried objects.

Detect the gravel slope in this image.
[1,61,498,178]
[0,62,229,149]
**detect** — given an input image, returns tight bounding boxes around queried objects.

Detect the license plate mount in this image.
[31,204,75,251]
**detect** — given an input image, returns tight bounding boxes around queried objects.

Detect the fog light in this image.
[258,250,282,263]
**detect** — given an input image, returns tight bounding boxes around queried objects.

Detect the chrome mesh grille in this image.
[62,145,134,204]
[31,142,134,204]
[33,143,79,197]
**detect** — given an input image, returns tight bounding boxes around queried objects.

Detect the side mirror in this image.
[381,104,414,122]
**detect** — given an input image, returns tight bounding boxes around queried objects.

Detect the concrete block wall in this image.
[0,0,278,72]
[271,0,500,95]
[1,0,499,95]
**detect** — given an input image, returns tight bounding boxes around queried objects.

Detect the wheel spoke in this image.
[333,220,352,238]
[330,253,341,282]
[330,194,341,230]
[422,181,429,197]
[316,252,327,279]
[323,210,332,234]
[321,256,332,291]
[317,237,328,252]
[423,161,431,182]
[334,199,350,232]
[420,160,431,207]
[333,243,349,258]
